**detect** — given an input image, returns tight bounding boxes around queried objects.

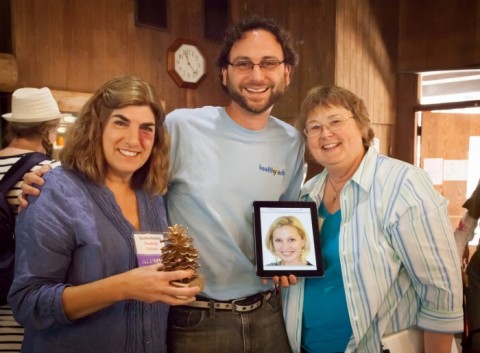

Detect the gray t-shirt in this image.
[166,106,305,300]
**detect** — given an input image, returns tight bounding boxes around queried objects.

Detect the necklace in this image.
[327,177,340,202]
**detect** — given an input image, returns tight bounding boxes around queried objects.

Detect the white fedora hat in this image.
[2,87,67,123]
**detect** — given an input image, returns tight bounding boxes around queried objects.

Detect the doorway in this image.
[418,110,480,229]
[416,69,480,244]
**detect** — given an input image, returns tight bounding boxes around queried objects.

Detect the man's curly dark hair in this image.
[216,15,299,71]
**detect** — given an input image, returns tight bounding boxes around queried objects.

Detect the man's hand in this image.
[18,164,52,209]
[262,275,297,288]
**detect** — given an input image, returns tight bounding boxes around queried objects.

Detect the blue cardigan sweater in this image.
[8,167,169,353]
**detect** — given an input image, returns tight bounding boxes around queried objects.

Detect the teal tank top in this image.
[301,203,352,352]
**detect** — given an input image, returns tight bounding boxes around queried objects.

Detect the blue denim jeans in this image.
[167,292,292,353]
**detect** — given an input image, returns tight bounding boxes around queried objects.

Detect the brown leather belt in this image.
[185,290,274,313]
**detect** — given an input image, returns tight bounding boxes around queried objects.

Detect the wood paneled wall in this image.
[9,0,399,181]
[11,0,229,113]
[398,0,480,72]
[335,0,398,158]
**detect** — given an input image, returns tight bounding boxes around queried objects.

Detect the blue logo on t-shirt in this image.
[259,164,285,176]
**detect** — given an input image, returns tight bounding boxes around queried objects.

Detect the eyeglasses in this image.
[227,59,285,72]
[304,115,354,137]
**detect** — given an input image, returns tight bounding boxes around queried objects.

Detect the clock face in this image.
[167,39,207,88]
[174,44,205,83]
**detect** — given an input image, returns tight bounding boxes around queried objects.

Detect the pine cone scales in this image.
[162,224,200,283]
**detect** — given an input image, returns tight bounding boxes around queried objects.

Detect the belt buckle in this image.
[230,297,247,314]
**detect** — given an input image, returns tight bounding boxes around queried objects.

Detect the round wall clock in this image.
[167,38,207,89]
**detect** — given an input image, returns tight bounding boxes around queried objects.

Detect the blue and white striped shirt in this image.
[0,153,59,353]
[0,153,59,215]
[283,147,463,353]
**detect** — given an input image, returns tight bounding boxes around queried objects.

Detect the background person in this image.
[0,86,63,353]
[454,181,480,353]
[0,87,62,214]
[265,215,312,266]
[8,76,200,353]
[282,85,463,353]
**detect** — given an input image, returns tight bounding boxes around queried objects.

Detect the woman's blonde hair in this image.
[265,215,311,256]
[60,76,169,195]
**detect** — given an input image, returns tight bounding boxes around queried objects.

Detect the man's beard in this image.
[225,79,287,114]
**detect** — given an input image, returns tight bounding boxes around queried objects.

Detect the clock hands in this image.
[168,39,206,88]
[183,50,199,75]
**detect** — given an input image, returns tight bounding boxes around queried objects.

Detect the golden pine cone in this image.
[162,224,200,283]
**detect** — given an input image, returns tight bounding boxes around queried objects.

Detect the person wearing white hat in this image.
[0,87,63,213]
[1,87,66,156]
[0,86,63,353]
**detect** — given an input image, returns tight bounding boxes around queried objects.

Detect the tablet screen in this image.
[253,201,324,278]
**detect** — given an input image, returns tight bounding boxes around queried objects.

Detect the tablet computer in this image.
[253,201,324,278]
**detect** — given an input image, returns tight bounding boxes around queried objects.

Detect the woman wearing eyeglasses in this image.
[282,85,463,353]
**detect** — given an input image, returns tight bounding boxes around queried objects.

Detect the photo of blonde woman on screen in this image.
[264,216,313,266]
[253,200,323,277]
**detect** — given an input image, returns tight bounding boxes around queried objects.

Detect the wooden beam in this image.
[50,90,93,113]
[51,89,165,114]
[0,53,18,92]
